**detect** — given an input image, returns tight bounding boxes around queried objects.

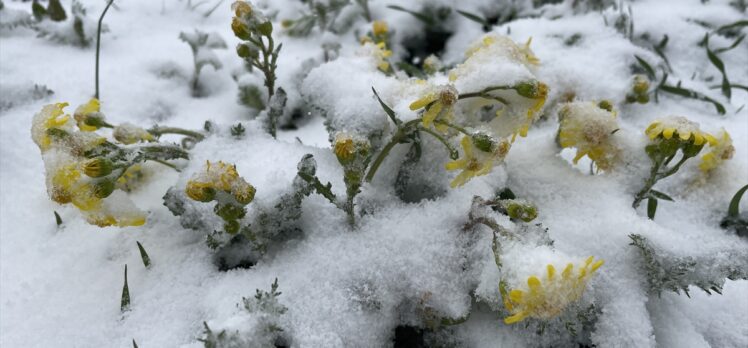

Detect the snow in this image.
[1,0,747,347]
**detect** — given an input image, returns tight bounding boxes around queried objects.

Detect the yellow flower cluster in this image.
[503,257,604,324]
[186,161,256,205]
[699,129,734,172]
[445,133,511,188]
[32,101,147,227]
[464,34,539,67]
[74,98,110,132]
[645,117,715,146]
[558,102,620,171]
[409,84,458,132]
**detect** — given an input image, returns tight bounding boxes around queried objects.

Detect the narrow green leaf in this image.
[715,20,748,34]
[714,34,745,54]
[647,197,657,220]
[705,35,731,100]
[728,184,748,218]
[456,10,486,26]
[371,87,400,125]
[387,5,434,26]
[54,211,63,226]
[634,55,656,80]
[659,84,726,115]
[132,339,138,348]
[121,264,130,312]
[649,190,674,202]
[136,241,151,269]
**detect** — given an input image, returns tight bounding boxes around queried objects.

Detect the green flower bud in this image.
[83,158,114,178]
[632,75,650,95]
[185,182,216,202]
[257,21,273,37]
[503,200,538,222]
[514,80,548,100]
[597,100,614,112]
[92,180,116,199]
[224,220,240,234]
[636,94,650,104]
[232,181,256,205]
[214,202,246,221]
[472,132,495,153]
[232,17,252,40]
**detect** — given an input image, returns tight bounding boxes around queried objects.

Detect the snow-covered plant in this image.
[633,116,732,217]
[232,1,281,108]
[34,0,99,47]
[179,29,228,97]
[200,279,289,347]
[629,234,748,297]
[184,161,256,235]
[626,74,651,104]
[557,101,620,172]
[30,99,203,227]
[0,0,34,30]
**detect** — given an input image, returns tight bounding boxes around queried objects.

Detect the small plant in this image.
[179,29,228,97]
[34,0,100,47]
[722,184,748,237]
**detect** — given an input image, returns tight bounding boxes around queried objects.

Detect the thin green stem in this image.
[148,126,205,141]
[458,85,513,100]
[149,159,181,172]
[95,0,115,100]
[633,159,663,208]
[364,119,421,183]
[418,126,459,160]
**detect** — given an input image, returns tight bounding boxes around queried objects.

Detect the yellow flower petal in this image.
[662,128,675,139]
[422,102,443,127]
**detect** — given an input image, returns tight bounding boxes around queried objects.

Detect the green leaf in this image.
[705,35,731,100]
[121,264,130,312]
[32,1,47,21]
[659,84,726,115]
[634,55,656,80]
[647,197,658,220]
[54,211,63,226]
[387,5,434,26]
[371,87,400,125]
[649,190,674,202]
[714,34,745,54]
[46,0,67,21]
[456,10,486,26]
[715,20,748,35]
[132,339,138,348]
[136,241,151,269]
[728,184,748,218]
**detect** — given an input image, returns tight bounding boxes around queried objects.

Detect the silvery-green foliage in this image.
[629,234,748,297]
[180,29,227,96]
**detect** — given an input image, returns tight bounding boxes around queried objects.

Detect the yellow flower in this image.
[334,133,357,164]
[409,85,459,132]
[373,42,392,72]
[465,34,539,67]
[699,129,734,172]
[372,20,388,37]
[503,257,604,324]
[445,133,511,188]
[73,99,107,132]
[49,163,101,211]
[231,0,252,17]
[31,102,71,151]
[644,116,713,146]
[558,102,620,171]
[186,161,255,205]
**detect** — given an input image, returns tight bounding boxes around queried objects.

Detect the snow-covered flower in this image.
[409,84,459,132]
[445,132,510,188]
[361,41,392,73]
[699,129,734,172]
[558,101,620,171]
[464,34,539,67]
[645,116,713,146]
[503,257,604,324]
[31,102,72,152]
[186,161,256,205]
[73,98,110,132]
[372,20,388,38]
[489,80,549,141]
[113,123,155,145]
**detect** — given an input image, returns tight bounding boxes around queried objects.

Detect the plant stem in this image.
[458,85,513,101]
[418,126,459,160]
[148,126,205,141]
[434,119,472,136]
[364,119,420,182]
[633,159,662,209]
[95,0,115,100]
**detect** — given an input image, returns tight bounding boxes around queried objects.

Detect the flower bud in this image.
[503,200,538,222]
[597,100,614,112]
[334,134,356,165]
[281,19,294,28]
[224,219,240,234]
[232,1,253,17]
[472,132,496,153]
[232,181,256,205]
[232,17,252,40]
[83,158,114,178]
[297,154,317,177]
[632,75,650,95]
[257,21,273,37]
[92,180,115,199]
[438,85,459,106]
[214,202,246,221]
[514,80,548,100]
[372,20,388,37]
[186,181,216,202]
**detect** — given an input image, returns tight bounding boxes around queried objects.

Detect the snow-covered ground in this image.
[1,0,747,347]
